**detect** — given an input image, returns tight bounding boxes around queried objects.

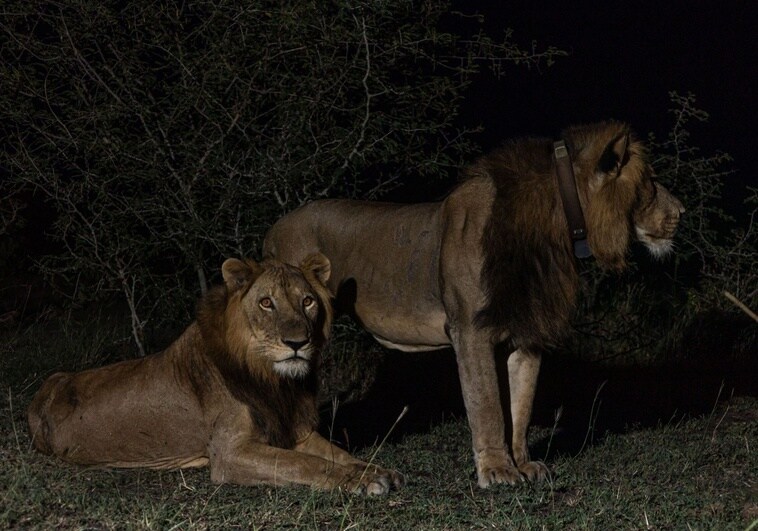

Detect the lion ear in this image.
[597,128,631,176]
[300,252,331,286]
[221,258,263,292]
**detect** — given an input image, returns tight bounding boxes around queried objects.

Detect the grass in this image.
[1,320,756,530]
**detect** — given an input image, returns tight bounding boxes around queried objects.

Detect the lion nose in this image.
[283,339,309,353]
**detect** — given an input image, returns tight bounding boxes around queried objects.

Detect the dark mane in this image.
[473,122,648,350]
[472,137,578,349]
[196,284,319,449]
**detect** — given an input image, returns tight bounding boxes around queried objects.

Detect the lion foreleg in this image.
[507,348,549,482]
[294,430,360,465]
[450,325,521,488]
[295,431,404,490]
[208,439,396,495]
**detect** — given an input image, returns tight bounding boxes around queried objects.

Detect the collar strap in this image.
[553,140,592,259]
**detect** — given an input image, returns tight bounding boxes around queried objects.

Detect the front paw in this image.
[475,448,522,488]
[519,460,550,482]
[345,464,404,496]
[378,465,405,491]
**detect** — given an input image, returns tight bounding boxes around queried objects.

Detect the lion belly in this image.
[27,351,212,468]
[264,199,451,351]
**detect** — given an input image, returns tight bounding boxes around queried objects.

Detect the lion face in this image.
[221,254,332,379]
[572,122,684,269]
[633,180,685,259]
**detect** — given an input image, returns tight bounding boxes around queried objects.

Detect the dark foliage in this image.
[0,0,562,354]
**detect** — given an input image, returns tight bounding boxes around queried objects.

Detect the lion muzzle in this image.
[282,338,309,353]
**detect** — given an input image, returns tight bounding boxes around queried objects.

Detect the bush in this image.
[0,0,563,354]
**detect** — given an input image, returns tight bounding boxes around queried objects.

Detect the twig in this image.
[579,381,606,455]
[8,387,22,454]
[704,381,725,442]
[723,290,758,323]
[543,406,563,463]
[362,405,409,474]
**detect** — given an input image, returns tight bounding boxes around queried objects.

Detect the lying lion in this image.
[27,254,403,495]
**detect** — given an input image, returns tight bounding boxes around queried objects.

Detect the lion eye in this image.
[302,296,315,309]
[259,297,273,310]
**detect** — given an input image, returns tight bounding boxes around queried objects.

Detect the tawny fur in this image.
[263,121,684,488]
[27,254,404,494]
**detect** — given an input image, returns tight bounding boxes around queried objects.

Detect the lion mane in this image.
[475,122,651,349]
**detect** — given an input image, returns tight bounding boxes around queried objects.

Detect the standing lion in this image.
[263,121,684,488]
[28,254,404,495]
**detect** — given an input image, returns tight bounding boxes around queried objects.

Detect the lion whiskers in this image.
[273,357,311,379]
[265,343,314,379]
[244,341,312,379]
[635,226,675,259]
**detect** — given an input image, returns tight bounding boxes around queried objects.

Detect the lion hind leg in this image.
[27,372,73,455]
[507,348,550,482]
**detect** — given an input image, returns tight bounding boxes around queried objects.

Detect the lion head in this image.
[198,253,333,381]
[564,121,685,269]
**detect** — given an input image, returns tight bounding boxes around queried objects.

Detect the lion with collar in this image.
[264,122,684,487]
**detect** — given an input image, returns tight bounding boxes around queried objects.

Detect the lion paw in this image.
[519,460,550,482]
[345,464,404,496]
[475,449,522,488]
[383,467,405,490]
